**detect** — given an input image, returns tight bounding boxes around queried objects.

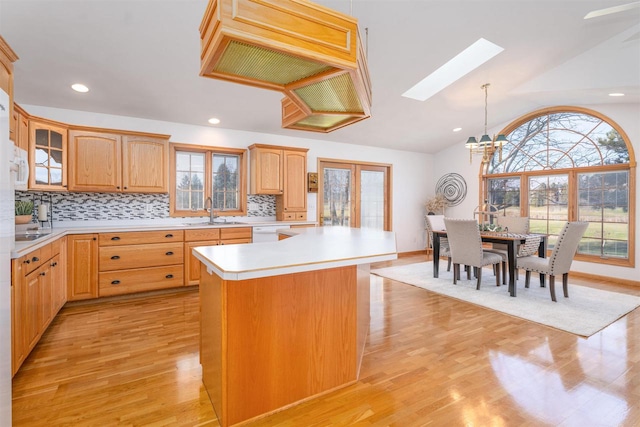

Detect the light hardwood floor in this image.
[12,255,640,426]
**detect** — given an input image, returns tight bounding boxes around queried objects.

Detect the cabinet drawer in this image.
[99,242,184,271]
[295,212,307,220]
[220,227,252,240]
[49,238,62,256]
[19,248,46,275]
[184,228,220,242]
[99,230,184,246]
[99,265,184,297]
[220,238,252,245]
[281,212,295,220]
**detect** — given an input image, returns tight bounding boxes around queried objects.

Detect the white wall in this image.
[434,103,640,282]
[1,88,14,427]
[24,105,434,252]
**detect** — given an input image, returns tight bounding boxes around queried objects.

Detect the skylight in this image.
[402,38,504,102]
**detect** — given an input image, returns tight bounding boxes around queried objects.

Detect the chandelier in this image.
[465,83,507,163]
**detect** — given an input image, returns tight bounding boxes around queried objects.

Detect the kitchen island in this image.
[193,227,397,426]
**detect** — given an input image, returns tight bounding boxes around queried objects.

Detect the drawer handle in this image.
[24,259,30,264]
[165,251,174,256]
[32,256,39,262]
[51,262,57,267]
[165,274,174,279]
[40,272,46,276]
[111,280,120,285]
[111,255,120,260]
[165,234,173,238]
[111,237,121,241]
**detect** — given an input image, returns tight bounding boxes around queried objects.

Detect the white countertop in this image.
[11,220,315,258]
[193,226,398,280]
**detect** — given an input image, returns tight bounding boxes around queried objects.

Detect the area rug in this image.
[371,262,640,337]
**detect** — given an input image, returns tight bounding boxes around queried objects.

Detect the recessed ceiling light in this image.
[609,93,625,97]
[402,38,504,102]
[71,83,89,93]
[208,118,221,125]
[453,127,462,132]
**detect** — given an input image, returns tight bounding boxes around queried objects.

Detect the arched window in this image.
[483,107,636,267]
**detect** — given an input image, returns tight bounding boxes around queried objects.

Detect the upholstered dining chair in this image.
[444,218,503,289]
[425,215,451,272]
[517,221,589,302]
[484,216,531,283]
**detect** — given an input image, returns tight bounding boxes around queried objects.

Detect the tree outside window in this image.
[484,107,634,265]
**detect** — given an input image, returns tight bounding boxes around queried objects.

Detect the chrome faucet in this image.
[205,196,217,224]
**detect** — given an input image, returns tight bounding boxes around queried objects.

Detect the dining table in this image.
[431,230,548,297]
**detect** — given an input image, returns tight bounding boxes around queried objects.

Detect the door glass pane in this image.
[528,174,568,249]
[35,166,49,185]
[360,170,384,230]
[323,168,352,226]
[50,168,62,186]
[50,149,63,168]
[50,131,62,149]
[35,129,48,147]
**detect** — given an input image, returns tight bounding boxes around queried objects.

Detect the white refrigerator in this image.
[0,88,14,424]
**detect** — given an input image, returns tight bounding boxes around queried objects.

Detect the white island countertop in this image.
[193,226,398,280]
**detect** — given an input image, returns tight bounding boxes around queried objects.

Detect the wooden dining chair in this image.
[517,221,589,302]
[425,215,451,272]
[444,218,503,289]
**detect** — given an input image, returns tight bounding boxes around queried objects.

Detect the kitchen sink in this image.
[15,233,49,242]
[182,221,246,227]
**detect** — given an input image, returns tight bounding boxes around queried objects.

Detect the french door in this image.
[318,159,391,230]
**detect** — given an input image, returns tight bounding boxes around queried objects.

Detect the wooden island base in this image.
[200,263,371,426]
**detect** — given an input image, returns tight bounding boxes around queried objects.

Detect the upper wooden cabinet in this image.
[1,36,18,142]
[249,145,284,195]
[249,144,308,221]
[68,128,169,193]
[14,105,29,152]
[122,135,168,193]
[29,119,68,191]
[279,149,308,216]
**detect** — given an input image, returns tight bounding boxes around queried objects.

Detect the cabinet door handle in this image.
[165,234,173,238]
[111,280,120,285]
[111,255,120,260]
[24,259,30,264]
[116,186,120,190]
[40,272,46,276]
[93,237,97,241]
[51,262,57,267]
[165,274,174,279]
[165,251,174,256]
[124,187,128,190]
[111,236,121,241]
[32,256,39,262]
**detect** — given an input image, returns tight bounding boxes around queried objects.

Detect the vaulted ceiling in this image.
[1,0,638,154]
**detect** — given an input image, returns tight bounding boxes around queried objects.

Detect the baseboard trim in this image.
[569,271,640,288]
[398,250,427,258]
[63,286,199,308]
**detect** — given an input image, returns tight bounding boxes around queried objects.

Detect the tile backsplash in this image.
[15,191,276,222]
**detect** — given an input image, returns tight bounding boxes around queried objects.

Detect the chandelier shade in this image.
[466,83,507,163]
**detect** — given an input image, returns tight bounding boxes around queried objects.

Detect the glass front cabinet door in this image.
[29,119,68,191]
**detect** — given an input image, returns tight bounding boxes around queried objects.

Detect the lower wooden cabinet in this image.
[99,265,184,297]
[184,227,252,286]
[98,230,185,297]
[67,234,99,301]
[12,237,68,376]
